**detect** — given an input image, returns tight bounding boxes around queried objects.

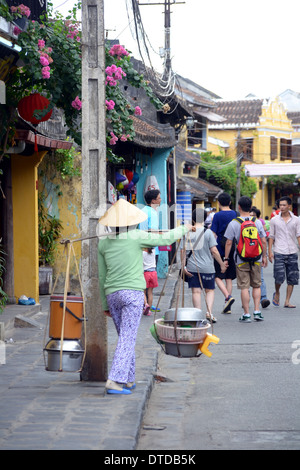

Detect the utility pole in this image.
[138,0,185,77]
[235,129,242,211]
[81,0,107,381]
[164,0,171,77]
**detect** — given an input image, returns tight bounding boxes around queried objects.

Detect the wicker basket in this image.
[154,319,210,344]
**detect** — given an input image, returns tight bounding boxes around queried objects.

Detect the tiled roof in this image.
[131,116,176,148]
[209,99,263,128]
[175,145,200,165]
[287,112,300,124]
[16,129,73,150]
[177,175,223,200]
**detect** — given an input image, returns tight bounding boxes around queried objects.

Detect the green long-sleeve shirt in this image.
[98,225,188,310]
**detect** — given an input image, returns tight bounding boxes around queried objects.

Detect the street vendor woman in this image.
[98,198,194,395]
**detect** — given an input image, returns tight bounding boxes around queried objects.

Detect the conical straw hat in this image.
[99,198,148,227]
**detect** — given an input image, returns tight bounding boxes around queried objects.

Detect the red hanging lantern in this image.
[17,93,53,151]
[18,93,53,125]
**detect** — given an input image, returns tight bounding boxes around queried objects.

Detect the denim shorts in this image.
[273,253,299,286]
[187,272,215,290]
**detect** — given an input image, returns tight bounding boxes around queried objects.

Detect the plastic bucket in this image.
[49,295,84,340]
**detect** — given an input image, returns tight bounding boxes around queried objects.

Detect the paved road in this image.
[137,263,300,450]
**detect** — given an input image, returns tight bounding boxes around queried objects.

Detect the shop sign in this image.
[0,48,18,82]
[0,80,5,104]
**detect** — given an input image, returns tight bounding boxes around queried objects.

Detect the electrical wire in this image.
[129,0,177,98]
[53,0,72,10]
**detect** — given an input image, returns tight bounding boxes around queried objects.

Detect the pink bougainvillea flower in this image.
[105,75,117,87]
[109,131,118,145]
[109,44,129,59]
[11,4,31,17]
[13,26,22,36]
[105,100,115,111]
[105,65,126,86]
[71,96,82,111]
[134,106,142,116]
[41,66,50,79]
[38,39,45,49]
[40,56,49,66]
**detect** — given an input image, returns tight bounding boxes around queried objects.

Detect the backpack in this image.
[235,217,263,264]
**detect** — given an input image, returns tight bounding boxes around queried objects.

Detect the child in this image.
[143,248,158,315]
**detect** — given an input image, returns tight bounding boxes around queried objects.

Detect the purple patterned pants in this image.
[106,289,144,384]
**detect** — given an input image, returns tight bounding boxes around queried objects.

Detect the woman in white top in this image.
[180,208,226,323]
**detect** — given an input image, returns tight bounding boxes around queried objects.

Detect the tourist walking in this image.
[268,196,300,308]
[250,207,270,309]
[210,192,237,314]
[180,207,227,323]
[224,196,267,322]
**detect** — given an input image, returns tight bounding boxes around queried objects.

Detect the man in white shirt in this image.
[268,196,300,308]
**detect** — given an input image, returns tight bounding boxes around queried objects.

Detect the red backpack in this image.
[235,217,263,264]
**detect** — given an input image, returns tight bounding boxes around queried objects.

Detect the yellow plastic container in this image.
[199,333,220,357]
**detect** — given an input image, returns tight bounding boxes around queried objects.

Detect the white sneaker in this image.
[239,314,251,323]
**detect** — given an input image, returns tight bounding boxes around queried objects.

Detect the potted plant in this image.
[38,194,62,295]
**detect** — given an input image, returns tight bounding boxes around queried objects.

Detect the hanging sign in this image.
[0,80,5,104]
[108,181,117,204]
[144,175,159,194]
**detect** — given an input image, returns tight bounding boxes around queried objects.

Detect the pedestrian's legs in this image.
[147,287,153,308]
[225,278,233,296]
[260,267,267,300]
[273,253,287,305]
[215,277,229,298]
[191,287,201,309]
[274,283,281,304]
[107,290,144,384]
[285,284,295,307]
[241,288,250,314]
[284,253,299,307]
[252,286,261,311]
[205,288,214,314]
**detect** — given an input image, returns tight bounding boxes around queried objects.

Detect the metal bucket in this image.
[44,339,84,372]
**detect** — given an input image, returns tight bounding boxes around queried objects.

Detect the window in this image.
[270,136,277,160]
[183,164,191,174]
[280,138,292,160]
[240,138,253,160]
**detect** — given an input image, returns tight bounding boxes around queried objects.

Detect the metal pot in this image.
[44,339,84,372]
[164,308,205,325]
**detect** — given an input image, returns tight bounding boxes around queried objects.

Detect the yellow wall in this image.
[11,151,47,303]
[10,149,82,303]
[208,98,293,217]
[38,154,82,293]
